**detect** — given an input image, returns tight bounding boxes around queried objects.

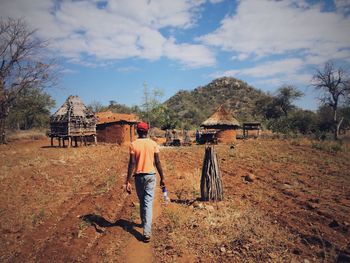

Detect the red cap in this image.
[137,122,149,131]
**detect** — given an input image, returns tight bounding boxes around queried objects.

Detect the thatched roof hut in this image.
[201,105,240,129]
[201,105,240,144]
[49,96,96,146]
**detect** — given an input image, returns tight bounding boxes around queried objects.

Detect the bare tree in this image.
[0,18,55,143]
[141,82,163,128]
[87,100,104,113]
[313,61,350,140]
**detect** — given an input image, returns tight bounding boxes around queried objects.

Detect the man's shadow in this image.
[79,214,144,241]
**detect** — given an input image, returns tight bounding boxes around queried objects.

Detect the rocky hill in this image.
[164,77,271,127]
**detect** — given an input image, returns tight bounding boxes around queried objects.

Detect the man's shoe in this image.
[143,235,151,243]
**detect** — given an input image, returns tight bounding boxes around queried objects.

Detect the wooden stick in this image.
[200,146,224,201]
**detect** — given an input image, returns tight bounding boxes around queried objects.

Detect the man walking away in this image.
[125,122,165,243]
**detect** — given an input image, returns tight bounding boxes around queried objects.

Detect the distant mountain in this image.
[164,77,271,127]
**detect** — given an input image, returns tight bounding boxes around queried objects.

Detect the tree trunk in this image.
[0,99,9,144]
[200,146,224,201]
[333,106,339,140]
[0,115,6,144]
[336,117,344,139]
[0,78,8,144]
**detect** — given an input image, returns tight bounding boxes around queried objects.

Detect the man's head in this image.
[137,122,149,137]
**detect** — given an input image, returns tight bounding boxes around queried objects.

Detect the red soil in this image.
[0,138,349,262]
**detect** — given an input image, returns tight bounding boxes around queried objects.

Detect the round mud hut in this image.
[201,105,240,144]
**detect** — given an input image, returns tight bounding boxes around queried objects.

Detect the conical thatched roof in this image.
[51,95,95,123]
[201,105,240,128]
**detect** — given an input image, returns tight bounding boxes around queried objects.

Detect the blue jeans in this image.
[134,173,156,236]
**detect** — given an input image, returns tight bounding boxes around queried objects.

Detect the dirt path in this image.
[125,188,162,263]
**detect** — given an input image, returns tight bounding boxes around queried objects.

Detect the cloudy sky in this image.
[1,0,350,111]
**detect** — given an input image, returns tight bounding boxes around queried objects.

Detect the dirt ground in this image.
[0,137,349,262]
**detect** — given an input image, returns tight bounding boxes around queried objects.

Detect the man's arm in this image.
[126,154,136,193]
[154,153,165,187]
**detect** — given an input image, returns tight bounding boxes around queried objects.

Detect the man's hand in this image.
[125,181,132,194]
[160,179,165,187]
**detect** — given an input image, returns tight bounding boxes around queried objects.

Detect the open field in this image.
[0,137,349,262]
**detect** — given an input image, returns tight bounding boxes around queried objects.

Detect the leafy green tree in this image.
[288,110,318,134]
[316,105,334,133]
[267,110,317,135]
[267,116,291,134]
[255,95,283,119]
[255,86,303,122]
[316,104,350,135]
[107,100,135,114]
[6,88,55,129]
[275,85,303,117]
[148,104,178,129]
[339,106,350,132]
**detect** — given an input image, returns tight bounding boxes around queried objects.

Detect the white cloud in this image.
[334,0,350,14]
[116,66,140,73]
[164,38,215,68]
[199,0,350,65]
[231,53,250,61]
[0,0,214,68]
[209,0,225,4]
[60,68,77,74]
[243,59,303,78]
[223,59,304,78]
[106,0,204,29]
[252,73,312,87]
[211,58,312,87]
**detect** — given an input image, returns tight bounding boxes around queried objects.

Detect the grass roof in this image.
[201,105,240,128]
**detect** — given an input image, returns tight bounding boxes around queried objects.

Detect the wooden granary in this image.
[243,122,261,138]
[49,95,97,147]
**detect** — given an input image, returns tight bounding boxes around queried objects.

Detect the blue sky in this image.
[1,0,350,111]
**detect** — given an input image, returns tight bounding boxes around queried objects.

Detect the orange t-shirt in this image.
[130,138,160,174]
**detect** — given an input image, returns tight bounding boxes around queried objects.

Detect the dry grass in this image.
[7,129,47,141]
[155,198,296,262]
[223,208,296,262]
[172,170,200,200]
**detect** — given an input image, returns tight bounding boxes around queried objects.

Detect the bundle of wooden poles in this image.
[200,146,224,201]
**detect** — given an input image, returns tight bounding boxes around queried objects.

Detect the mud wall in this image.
[216,129,236,144]
[97,123,135,144]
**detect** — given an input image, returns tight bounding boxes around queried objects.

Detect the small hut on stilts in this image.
[200,105,240,144]
[49,95,97,147]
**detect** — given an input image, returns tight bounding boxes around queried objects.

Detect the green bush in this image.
[311,140,343,153]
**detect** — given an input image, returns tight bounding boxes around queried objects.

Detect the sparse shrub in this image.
[329,142,343,153]
[290,138,301,146]
[311,140,343,153]
[164,208,182,231]
[78,221,88,238]
[93,174,116,195]
[32,208,45,226]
